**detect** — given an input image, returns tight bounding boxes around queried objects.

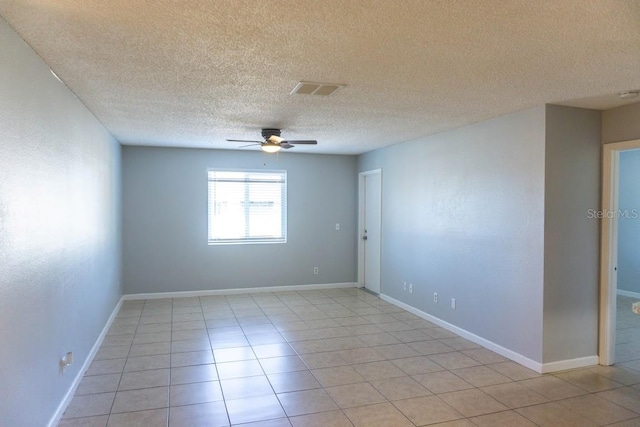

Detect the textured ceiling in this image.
[1,1,639,154]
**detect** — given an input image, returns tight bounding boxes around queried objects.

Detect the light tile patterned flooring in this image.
[59,288,640,426]
[616,295,640,368]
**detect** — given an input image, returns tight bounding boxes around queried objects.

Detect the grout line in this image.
[61,289,640,426]
[105,302,143,423]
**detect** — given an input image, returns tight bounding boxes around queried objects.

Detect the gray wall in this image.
[618,149,640,295]
[358,107,547,363]
[602,102,640,144]
[542,105,601,362]
[122,147,357,294]
[0,18,121,426]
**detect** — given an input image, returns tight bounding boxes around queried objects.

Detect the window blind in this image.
[207,169,287,244]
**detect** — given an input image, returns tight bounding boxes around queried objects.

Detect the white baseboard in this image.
[48,297,123,427]
[123,282,358,300]
[617,289,640,299]
[379,293,599,374]
[49,280,598,426]
[540,356,599,373]
[378,294,545,373]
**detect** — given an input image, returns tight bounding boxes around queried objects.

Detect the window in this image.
[208,169,287,244]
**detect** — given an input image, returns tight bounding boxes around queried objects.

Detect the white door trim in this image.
[599,138,640,365]
[358,169,382,289]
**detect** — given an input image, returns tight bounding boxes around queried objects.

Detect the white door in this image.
[360,170,381,293]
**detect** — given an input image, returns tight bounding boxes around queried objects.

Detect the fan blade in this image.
[227,139,263,143]
[286,140,318,145]
[239,143,262,148]
[280,143,294,149]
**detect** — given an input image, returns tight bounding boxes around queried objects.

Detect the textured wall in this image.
[542,105,601,363]
[358,107,546,362]
[0,18,121,426]
[618,150,640,295]
[602,102,640,144]
[122,147,357,294]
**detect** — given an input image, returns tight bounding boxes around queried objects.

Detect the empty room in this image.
[2,1,640,426]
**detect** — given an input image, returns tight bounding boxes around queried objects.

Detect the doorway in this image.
[358,169,382,294]
[599,139,640,365]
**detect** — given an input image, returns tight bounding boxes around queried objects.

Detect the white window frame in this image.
[207,168,287,245]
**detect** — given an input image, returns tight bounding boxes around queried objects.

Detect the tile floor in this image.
[59,288,640,426]
[616,294,640,368]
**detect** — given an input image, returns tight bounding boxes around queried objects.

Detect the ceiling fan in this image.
[227,129,318,153]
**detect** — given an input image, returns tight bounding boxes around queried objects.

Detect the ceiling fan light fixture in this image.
[228,129,317,152]
[262,143,281,153]
[268,135,285,144]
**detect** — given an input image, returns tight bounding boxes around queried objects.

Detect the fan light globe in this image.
[262,143,281,153]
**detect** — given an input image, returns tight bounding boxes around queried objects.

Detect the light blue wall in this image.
[542,105,601,362]
[618,149,640,295]
[358,105,603,365]
[358,107,547,362]
[122,147,358,293]
[0,18,121,426]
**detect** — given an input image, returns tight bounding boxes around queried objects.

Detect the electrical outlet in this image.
[313,267,319,275]
[451,298,456,309]
[335,223,340,230]
[434,293,438,303]
[409,283,413,293]
[403,282,407,290]
[59,351,73,375]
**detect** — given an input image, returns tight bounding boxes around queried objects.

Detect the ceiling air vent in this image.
[291,81,345,96]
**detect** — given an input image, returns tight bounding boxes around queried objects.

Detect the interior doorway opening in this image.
[599,139,640,366]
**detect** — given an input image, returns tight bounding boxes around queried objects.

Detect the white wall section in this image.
[0,18,122,426]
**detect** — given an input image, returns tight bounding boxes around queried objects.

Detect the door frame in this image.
[358,169,382,290]
[599,138,640,365]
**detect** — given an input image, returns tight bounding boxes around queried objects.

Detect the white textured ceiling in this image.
[1,1,639,154]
